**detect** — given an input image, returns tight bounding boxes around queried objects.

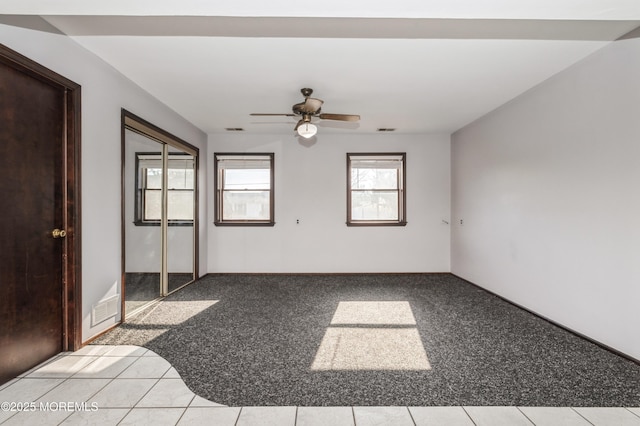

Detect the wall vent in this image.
[92,294,119,326]
[225,127,245,131]
[377,128,396,132]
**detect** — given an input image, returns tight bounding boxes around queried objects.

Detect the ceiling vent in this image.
[377,128,396,132]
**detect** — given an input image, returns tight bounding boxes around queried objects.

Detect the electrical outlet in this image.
[460,219,464,225]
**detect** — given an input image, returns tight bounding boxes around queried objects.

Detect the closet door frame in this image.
[121,109,199,318]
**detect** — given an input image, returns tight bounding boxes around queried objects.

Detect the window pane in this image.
[144,189,162,220]
[215,153,274,224]
[351,191,399,221]
[224,169,270,190]
[144,190,194,221]
[146,168,163,189]
[167,168,194,190]
[351,168,397,190]
[137,154,195,224]
[168,191,194,220]
[222,190,270,220]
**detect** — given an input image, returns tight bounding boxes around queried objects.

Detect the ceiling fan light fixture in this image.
[297,122,317,138]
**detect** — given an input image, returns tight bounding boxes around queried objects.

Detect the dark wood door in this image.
[0,60,65,384]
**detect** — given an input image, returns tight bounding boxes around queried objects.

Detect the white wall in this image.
[208,133,451,273]
[451,36,640,360]
[0,19,208,342]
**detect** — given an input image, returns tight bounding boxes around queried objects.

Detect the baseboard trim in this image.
[203,271,451,276]
[451,273,640,366]
[82,321,121,347]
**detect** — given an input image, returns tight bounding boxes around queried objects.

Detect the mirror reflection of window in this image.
[135,153,195,225]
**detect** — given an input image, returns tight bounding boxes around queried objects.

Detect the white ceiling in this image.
[2,1,640,135]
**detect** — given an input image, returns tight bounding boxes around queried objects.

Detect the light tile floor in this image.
[0,345,638,426]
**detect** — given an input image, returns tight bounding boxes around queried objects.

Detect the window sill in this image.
[347,221,407,227]
[134,220,194,227]
[214,221,275,227]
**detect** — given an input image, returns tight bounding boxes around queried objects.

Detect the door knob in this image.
[52,229,67,238]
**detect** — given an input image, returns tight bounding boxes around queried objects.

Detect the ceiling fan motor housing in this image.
[293,102,322,116]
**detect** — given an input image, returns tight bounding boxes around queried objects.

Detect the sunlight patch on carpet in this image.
[129,300,219,344]
[311,327,431,370]
[147,300,219,325]
[330,301,417,325]
[311,301,430,371]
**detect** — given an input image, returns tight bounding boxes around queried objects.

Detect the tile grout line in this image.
[102,348,151,423]
[516,406,536,426]
[18,353,68,378]
[51,370,115,425]
[0,403,19,424]
[234,406,243,426]
[570,407,596,426]
[68,354,117,380]
[461,406,478,426]
[626,407,640,419]
[90,375,159,412]
[168,407,189,426]
[405,406,417,425]
[114,354,145,378]
[67,353,104,380]
[115,407,135,426]
[19,354,73,380]
[70,351,147,415]
[131,377,162,410]
[34,376,69,402]
[56,408,78,426]
[109,370,167,425]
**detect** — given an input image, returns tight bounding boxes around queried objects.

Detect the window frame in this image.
[134,151,195,227]
[214,152,275,226]
[347,152,407,227]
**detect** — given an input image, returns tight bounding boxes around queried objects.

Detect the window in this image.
[347,153,406,226]
[214,153,274,226]
[135,152,195,225]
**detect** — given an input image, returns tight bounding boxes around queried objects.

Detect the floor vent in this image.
[92,295,119,326]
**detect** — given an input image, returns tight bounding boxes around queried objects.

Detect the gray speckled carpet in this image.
[95,273,640,407]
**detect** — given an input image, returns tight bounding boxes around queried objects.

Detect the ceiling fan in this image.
[250,88,360,138]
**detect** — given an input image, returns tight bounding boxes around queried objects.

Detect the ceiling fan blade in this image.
[250,113,297,117]
[319,113,360,122]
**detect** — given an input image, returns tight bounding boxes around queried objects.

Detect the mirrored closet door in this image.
[167,145,195,294]
[122,111,199,318]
